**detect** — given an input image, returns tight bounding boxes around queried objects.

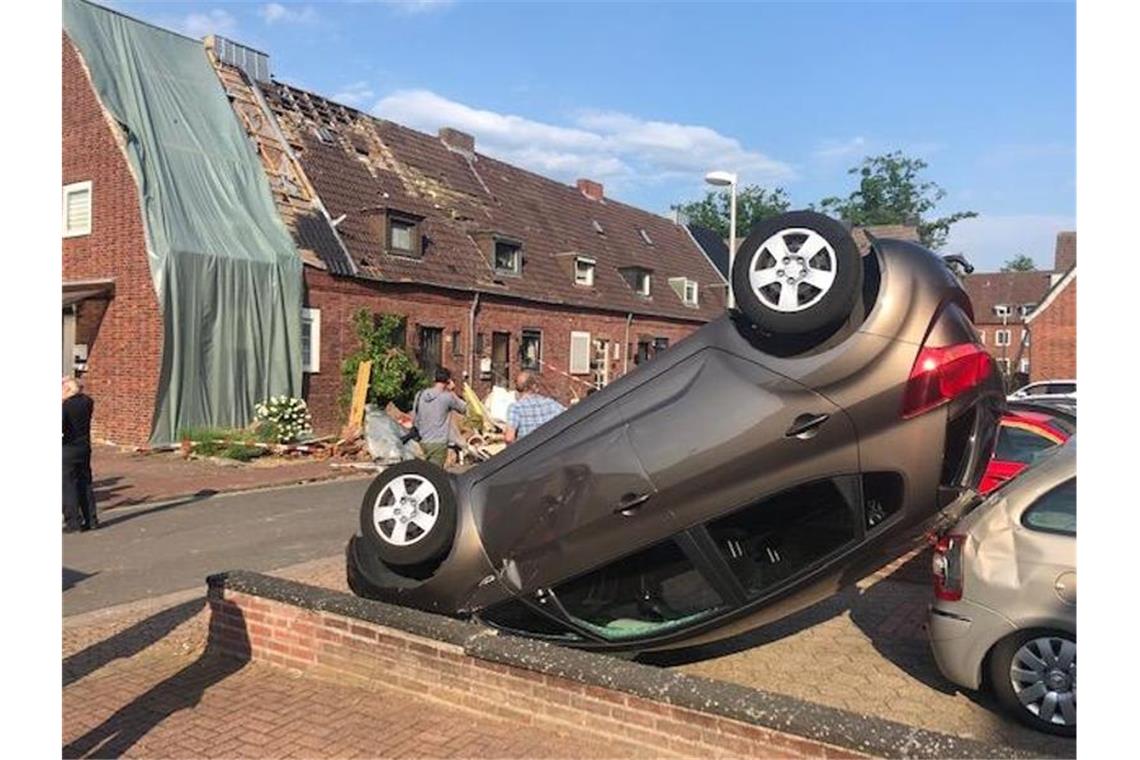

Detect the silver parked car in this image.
[928,437,1076,736]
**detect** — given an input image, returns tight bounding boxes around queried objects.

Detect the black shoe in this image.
[63,524,81,534]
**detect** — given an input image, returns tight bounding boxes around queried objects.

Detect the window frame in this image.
[569,331,591,374]
[301,307,321,373]
[63,181,93,238]
[995,329,1012,347]
[385,213,423,258]
[622,267,652,298]
[519,328,542,372]
[574,257,596,287]
[1021,477,1076,537]
[493,238,523,276]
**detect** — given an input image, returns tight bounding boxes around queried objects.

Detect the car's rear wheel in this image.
[358,460,457,567]
[731,211,862,339]
[990,629,1076,736]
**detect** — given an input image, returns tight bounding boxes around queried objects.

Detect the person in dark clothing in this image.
[63,376,98,532]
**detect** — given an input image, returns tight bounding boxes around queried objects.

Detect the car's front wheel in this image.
[731,211,862,339]
[990,629,1076,736]
[358,460,457,567]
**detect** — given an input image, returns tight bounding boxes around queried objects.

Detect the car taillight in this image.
[902,343,993,419]
[931,533,966,601]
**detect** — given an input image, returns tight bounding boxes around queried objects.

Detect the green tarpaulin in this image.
[64,0,303,443]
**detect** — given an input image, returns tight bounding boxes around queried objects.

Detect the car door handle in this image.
[786,413,830,439]
[614,492,651,516]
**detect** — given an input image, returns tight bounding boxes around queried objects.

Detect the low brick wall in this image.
[206,571,1028,760]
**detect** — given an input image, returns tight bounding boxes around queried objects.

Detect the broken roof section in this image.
[209,49,727,321]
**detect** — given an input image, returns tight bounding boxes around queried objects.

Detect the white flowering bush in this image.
[254,395,313,444]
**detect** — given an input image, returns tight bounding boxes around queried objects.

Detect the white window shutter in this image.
[301,308,321,373]
[569,331,591,374]
[63,181,93,237]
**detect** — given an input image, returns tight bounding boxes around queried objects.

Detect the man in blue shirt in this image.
[505,371,566,443]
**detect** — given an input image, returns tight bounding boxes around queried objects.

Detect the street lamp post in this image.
[705,170,738,309]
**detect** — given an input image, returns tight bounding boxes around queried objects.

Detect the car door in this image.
[1014,477,1077,618]
[619,346,860,534]
[469,400,662,593]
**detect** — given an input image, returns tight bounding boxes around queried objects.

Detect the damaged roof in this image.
[242,76,727,321]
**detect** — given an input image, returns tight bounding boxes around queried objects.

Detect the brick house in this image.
[61,17,728,443]
[959,231,1075,383]
[1024,235,1076,382]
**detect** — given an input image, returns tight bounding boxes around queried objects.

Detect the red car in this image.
[979,407,1074,494]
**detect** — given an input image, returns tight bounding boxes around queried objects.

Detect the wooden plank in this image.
[347,361,372,429]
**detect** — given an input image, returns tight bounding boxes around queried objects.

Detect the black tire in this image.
[358,460,457,567]
[731,211,862,338]
[989,629,1076,737]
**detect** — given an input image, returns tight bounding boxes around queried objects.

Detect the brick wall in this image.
[304,269,706,434]
[976,321,1031,375]
[207,579,865,759]
[1030,276,1076,381]
[63,35,164,445]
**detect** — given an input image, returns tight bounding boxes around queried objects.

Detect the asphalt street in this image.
[63,477,372,616]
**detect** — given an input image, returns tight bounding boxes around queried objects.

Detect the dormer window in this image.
[994,304,1011,318]
[1019,303,1036,318]
[494,239,522,276]
[621,267,652,297]
[574,257,596,286]
[386,212,423,258]
[639,228,654,245]
[669,277,699,307]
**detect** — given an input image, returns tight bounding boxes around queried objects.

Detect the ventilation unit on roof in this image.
[592,220,605,235]
[209,36,271,83]
[640,229,654,245]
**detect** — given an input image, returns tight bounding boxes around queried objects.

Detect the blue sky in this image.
[109,0,1075,271]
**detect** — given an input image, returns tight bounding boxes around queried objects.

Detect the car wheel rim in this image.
[748,227,837,313]
[1010,636,1076,727]
[372,475,439,547]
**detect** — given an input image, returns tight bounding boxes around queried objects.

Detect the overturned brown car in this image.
[347,211,1004,653]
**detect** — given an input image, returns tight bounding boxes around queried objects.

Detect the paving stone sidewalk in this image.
[63,557,640,760]
[90,444,370,510]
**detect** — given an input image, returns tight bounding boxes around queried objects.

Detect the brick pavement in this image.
[90,444,370,510]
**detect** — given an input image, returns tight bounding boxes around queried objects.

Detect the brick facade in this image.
[1028,273,1076,381]
[63,35,163,444]
[304,268,704,435]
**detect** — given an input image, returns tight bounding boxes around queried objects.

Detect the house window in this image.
[997,357,1011,374]
[669,277,699,307]
[1019,358,1030,374]
[635,339,652,365]
[451,329,463,357]
[994,305,1011,318]
[995,329,1012,346]
[386,215,422,258]
[1019,303,1037,318]
[418,326,443,377]
[574,257,596,287]
[301,308,321,373]
[520,329,542,371]
[653,337,669,355]
[494,240,522,275]
[63,181,93,238]
[978,330,986,345]
[621,268,651,297]
[569,331,591,374]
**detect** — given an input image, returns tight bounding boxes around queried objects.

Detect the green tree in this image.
[1001,254,1037,272]
[671,185,790,239]
[818,151,976,250]
[341,310,426,412]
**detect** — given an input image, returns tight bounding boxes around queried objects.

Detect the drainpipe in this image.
[623,312,633,375]
[468,292,481,383]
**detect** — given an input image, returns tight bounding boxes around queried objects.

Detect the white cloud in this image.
[812,137,943,163]
[372,89,794,190]
[259,3,318,24]
[331,81,376,108]
[170,9,237,38]
[943,213,1076,272]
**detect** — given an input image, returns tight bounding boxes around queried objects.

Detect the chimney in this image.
[577,178,604,202]
[439,127,475,156]
[206,36,271,83]
[1054,231,1076,272]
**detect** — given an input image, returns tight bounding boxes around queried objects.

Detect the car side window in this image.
[705,479,857,598]
[552,539,725,642]
[1022,478,1076,536]
[994,425,1059,465]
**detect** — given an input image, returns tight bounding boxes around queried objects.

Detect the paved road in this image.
[63,478,371,617]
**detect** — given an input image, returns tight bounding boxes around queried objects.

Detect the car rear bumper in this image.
[928,599,1016,690]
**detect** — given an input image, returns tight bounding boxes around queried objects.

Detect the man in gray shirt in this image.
[411,367,467,467]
